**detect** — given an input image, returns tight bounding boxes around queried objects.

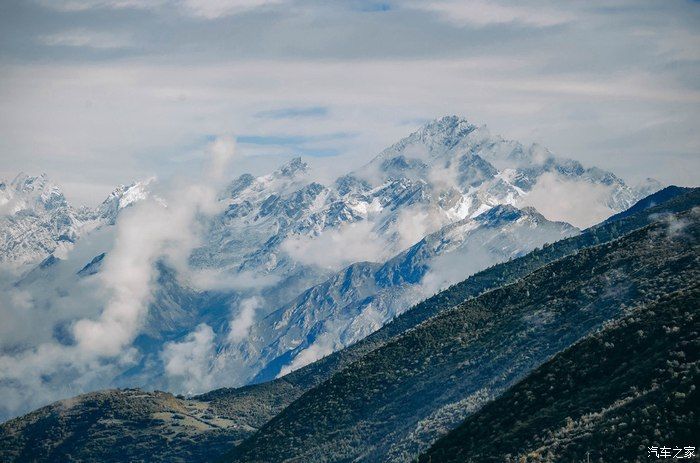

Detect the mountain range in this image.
[0,173,150,267]
[1,183,697,462]
[0,116,666,424]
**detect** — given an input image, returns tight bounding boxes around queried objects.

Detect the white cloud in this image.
[227,296,260,343]
[650,206,699,240]
[73,137,235,357]
[418,243,494,297]
[207,136,237,179]
[281,220,387,270]
[408,0,572,28]
[180,0,286,19]
[517,172,615,228]
[38,29,134,49]
[38,0,286,18]
[277,333,336,378]
[161,323,216,393]
[394,207,449,251]
[72,200,168,356]
[0,137,236,418]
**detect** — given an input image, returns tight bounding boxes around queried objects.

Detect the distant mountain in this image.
[419,286,699,463]
[0,116,661,420]
[1,187,696,463]
[1,117,652,270]
[603,185,690,224]
[224,204,577,384]
[359,116,649,223]
[0,173,149,268]
[141,116,658,389]
[0,173,85,266]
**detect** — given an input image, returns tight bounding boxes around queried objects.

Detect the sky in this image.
[0,0,699,206]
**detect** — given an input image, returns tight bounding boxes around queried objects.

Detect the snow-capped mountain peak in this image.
[95,178,154,224]
[275,156,309,179]
[11,172,49,193]
[0,116,664,417]
[0,173,80,266]
[0,173,65,214]
[0,174,153,267]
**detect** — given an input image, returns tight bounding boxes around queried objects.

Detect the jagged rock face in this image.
[0,174,150,268]
[193,119,626,287]
[362,116,645,220]
[93,179,152,225]
[0,116,659,420]
[0,117,650,272]
[0,174,83,266]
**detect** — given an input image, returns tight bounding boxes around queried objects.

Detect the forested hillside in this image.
[419,286,699,462]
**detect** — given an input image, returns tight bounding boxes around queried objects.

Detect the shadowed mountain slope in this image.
[603,185,690,224]
[419,286,699,463]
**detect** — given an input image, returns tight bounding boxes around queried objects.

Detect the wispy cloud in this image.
[161,323,216,393]
[227,296,261,343]
[73,137,236,357]
[3,0,700,202]
[0,137,237,418]
[38,29,134,49]
[256,106,328,119]
[517,172,616,228]
[35,0,167,12]
[37,0,287,19]
[179,0,287,19]
[407,0,572,28]
[281,220,387,270]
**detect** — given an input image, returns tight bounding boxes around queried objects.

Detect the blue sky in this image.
[0,0,699,204]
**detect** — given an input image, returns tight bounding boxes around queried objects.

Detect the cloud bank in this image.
[227,296,261,343]
[281,221,386,270]
[517,172,616,228]
[161,323,217,393]
[0,137,236,419]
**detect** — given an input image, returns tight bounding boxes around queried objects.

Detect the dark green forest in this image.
[420,287,699,463]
